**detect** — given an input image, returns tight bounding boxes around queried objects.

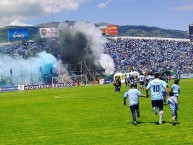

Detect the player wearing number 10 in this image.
[146,72,168,125]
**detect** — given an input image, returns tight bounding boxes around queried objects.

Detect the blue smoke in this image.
[0,51,59,85]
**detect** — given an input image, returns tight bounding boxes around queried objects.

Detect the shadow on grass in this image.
[127,121,145,125]
[149,121,167,125]
[127,120,180,125]
[168,121,181,126]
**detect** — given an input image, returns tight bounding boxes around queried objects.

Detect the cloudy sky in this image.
[0,0,193,31]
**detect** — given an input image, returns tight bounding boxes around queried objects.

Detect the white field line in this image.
[53,93,107,99]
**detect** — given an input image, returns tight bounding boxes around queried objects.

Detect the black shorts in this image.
[152,100,163,110]
[130,104,139,111]
[139,81,144,86]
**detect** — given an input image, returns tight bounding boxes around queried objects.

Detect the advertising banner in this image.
[25,84,51,90]
[189,24,193,41]
[24,82,75,90]
[0,86,18,92]
[18,85,24,91]
[103,79,113,84]
[39,28,59,38]
[106,25,119,36]
[52,82,75,88]
[98,25,119,36]
[8,29,29,41]
[98,25,108,35]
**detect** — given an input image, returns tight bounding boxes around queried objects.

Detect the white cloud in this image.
[9,20,32,26]
[172,4,193,11]
[0,0,88,27]
[97,0,132,9]
[97,0,112,9]
[97,3,107,9]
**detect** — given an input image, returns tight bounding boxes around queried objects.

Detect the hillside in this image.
[0,22,189,43]
[118,25,188,39]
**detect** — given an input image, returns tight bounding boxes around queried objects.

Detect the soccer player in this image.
[114,76,121,92]
[175,73,180,85]
[144,74,150,87]
[163,74,168,83]
[124,74,128,87]
[123,84,147,125]
[127,74,131,87]
[146,72,168,125]
[167,91,178,125]
[159,76,168,104]
[133,76,138,89]
[171,80,180,98]
[138,74,145,90]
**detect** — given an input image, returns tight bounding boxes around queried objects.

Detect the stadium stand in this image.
[0,37,192,83]
[104,37,193,75]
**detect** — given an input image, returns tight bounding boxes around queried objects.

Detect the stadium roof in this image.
[112,36,190,41]
[63,20,76,26]
[95,22,115,27]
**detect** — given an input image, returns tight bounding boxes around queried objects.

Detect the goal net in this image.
[52,76,71,84]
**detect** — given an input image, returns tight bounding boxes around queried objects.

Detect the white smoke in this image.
[73,21,115,75]
[99,54,115,75]
[56,59,71,81]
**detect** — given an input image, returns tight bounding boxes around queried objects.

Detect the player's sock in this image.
[159,111,163,124]
[172,115,176,125]
[172,115,176,121]
[175,111,178,121]
[133,121,137,125]
[137,110,140,117]
[153,107,158,115]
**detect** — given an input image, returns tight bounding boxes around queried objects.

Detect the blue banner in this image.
[0,86,18,92]
[103,79,113,84]
[8,29,29,41]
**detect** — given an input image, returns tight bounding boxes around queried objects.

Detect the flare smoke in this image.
[57,21,114,75]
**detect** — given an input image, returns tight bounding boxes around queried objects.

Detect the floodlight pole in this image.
[80,61,83,82]
[30,61,33,85]
[20,63,23,85]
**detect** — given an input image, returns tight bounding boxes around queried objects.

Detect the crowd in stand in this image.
[0,37,193,75]
[104,37,193,74]
[0,41,50,59]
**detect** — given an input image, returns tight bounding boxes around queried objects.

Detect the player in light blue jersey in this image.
[167,91,178,125]
[138,74,145,90]
[160,76,168,104]
[146,72,168,125]
[124,84,147,125]
[171,80,180,98]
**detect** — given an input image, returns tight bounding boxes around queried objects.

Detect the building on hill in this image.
[189,24,193,42]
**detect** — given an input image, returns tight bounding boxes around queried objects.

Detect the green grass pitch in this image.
[0,79,193,145]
